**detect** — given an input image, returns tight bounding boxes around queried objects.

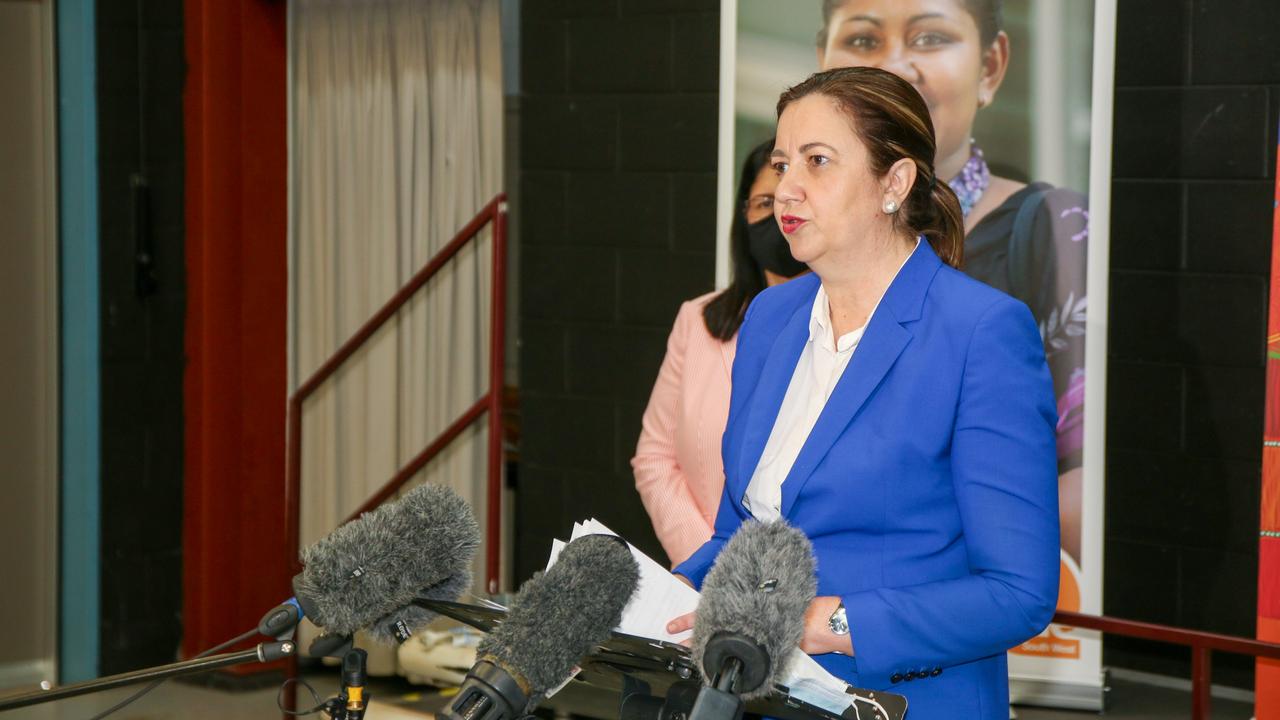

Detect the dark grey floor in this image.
[1014,675,1253,720]
[0,672,1255,719]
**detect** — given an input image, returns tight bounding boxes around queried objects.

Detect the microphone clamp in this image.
[258,598,305,639]
[446,660,530,720]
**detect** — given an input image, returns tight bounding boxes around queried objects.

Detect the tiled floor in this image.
[0,671,1255,719]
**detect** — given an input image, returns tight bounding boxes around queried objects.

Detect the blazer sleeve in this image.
[632,300,717,566]
[671,295,769,586]
[672,482,745,587]
[840,296,1061,689]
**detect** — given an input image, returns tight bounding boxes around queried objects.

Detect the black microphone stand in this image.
[688,632,771,720]
[0,641,295,713]
[619,676,702,720]
[326,648,370,720]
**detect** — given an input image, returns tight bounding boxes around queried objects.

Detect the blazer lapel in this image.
[779,241,942,518]
[778,316,910,517]
[730,298,811,509]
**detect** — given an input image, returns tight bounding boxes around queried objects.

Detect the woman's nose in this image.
[775,171,802,205]
[865,44,920,85]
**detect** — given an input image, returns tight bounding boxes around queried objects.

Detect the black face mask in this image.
[746,215,807,278]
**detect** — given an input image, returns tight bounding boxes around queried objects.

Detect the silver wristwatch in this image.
[828,602,849,636]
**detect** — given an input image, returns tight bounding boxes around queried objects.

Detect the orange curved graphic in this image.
[1261,132,1280,719]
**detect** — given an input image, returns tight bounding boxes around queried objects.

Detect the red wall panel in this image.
[182,0,288,661]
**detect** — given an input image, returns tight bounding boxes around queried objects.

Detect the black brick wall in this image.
[96,1,185,673]
[515,0,1279,690]
[516,0,720,581]
[1105,0,1279,688]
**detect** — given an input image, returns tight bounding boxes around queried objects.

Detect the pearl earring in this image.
[883,200,899,214]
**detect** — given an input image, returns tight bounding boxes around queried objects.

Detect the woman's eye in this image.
[841,33,879,51]
[910,32,953,48]
[757,197,774,211]
[772,161,788,175]
[808,155,829,167]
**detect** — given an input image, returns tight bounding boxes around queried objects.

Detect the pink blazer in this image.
[632,291,736,567]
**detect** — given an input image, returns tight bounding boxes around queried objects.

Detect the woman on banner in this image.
[632,138,808,567]
[817,0,1087,564]
[667,66,1060,720]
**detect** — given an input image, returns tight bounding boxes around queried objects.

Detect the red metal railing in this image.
[1052,610,1280,719]
[284,192,508,594]
[277,193,1280,720]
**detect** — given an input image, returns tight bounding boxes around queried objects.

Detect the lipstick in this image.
[779,215,807,235]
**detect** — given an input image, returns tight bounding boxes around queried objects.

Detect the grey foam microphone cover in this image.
[365,567,474,644]
[478,534,640,704]
[692,520,817,700]
[292,482,480,640]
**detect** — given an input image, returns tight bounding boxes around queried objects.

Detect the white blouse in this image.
[743,242,918,520]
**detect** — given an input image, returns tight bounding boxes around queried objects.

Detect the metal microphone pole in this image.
[0,641,295,713]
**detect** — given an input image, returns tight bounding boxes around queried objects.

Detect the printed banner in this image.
[1257,121,1280,717]
[720,0,1110,707]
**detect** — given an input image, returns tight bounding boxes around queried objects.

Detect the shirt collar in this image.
[808,287,865,354]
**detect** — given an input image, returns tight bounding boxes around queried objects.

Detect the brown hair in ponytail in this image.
[777,66,965,268]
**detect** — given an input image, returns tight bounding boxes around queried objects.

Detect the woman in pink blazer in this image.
[632,138,807,566]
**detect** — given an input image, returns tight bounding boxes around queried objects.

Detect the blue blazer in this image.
[674,241,1060,720]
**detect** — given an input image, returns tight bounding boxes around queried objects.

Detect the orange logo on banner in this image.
[1263,446,1280,532]
[1010,556,1081,659]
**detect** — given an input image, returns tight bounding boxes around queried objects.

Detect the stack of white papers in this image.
[547,520,858,716]
[547,518,701,644]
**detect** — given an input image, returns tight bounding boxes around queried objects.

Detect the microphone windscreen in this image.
[366,566,473,644]
[479,534,639,700]
[692,520,816,699]
[292,482,480,638]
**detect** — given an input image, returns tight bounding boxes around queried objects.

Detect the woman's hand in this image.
[667,610,696,643]
[668,593,853,655]
[667,574,698,645]
[800,596,854,656]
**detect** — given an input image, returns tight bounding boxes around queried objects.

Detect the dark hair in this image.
[817,0,1004,48]
[702,138,776,341]
[777,66,964,268]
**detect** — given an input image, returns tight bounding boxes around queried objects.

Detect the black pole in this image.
[714,657,744,694]
[0,641,295,713]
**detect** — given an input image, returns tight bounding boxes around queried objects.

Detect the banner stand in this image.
[1008,0,1116,708]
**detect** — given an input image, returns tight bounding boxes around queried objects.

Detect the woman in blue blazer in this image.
[667,67,1060,719]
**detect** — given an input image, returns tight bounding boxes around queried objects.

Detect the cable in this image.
[849,693,891,720]
[276,676,330,717]
[85,627,260,720]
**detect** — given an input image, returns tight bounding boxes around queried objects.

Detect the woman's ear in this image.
[885,157,917,207]
[978,31,1011,108]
